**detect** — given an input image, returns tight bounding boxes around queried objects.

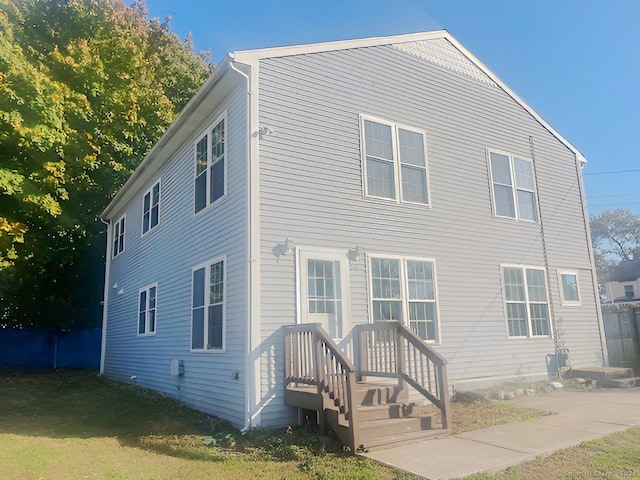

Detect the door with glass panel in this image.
[299,251,348,340]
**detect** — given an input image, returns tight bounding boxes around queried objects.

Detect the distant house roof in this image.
[607,260,640,283]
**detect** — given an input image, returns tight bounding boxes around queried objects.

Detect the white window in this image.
[369,256,439,342]
[502,265,550,338]
[489,150,538,222]
[138,284,157,336]
[191,258,225,351]
[361,116,430,205]
[194,114,226,213]
[558,270,580,306]
[112,215,125,258]
[624,284,635,299]
[142,180,160,235]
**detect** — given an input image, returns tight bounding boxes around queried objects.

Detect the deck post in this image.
[283,329,291,381]
[357,325,367,382]
[396,325,405,390]
[438,364,452,430]
[313,328,325,395]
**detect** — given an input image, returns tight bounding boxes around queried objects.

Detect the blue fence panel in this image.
[0,328,101,370]
[55,329,102,369]
[0,329,54,369]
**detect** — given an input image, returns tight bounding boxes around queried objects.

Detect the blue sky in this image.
[146,0,640,216]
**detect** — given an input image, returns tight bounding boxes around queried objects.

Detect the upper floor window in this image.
[488,151,538,222]
[138,283,157,336]
[195,114,226,213]
[112,215,125,258]
[142,180,160,235]
[361,116,430,205]
[624,284,635,299]
[501,265,550,338]
[369,255,439,342]
[191,258,225,352]
[559,270,580,305]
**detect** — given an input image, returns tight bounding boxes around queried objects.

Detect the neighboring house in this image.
[604,260,640,303]
[100,31,607,435]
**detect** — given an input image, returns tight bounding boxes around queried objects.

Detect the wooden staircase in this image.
[284,322,451,452]
[569,366,640,388]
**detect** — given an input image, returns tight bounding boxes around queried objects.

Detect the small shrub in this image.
[451,390,488,404]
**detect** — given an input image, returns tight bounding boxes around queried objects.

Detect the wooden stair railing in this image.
[283,324,360,450]
[355,321,451,430]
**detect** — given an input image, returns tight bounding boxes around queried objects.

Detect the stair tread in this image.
[359,416,423,429]
[359,428,448,452]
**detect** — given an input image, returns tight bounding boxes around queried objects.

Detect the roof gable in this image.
[102,30,587,219]
[607,260,640,283]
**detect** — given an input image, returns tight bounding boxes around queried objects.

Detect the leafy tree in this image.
[590,209,640,282]
[0,0,211,328]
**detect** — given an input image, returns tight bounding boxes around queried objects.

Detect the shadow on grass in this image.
[0,369,341,464]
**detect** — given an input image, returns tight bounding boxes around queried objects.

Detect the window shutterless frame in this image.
[141,179,161,237]
[359,114,431,206]
[137,283,158,336]
[558,269,581,306]
[366,253,442,343]
[194,111,228,215]
[500,264,552,339]
[190,256,226,353]
[112,214,126,258]
[487,149,539,223]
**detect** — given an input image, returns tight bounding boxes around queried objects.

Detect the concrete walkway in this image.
[363,388,640,479]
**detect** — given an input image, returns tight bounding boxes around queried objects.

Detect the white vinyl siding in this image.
[502,265,550,338]
[191,258,226,352]
[558,270,581,306]
[112,215,125,258]
[194,114,226,214]
[369,256,439,342]
[137,283,157,336]
[361,116,429,205]
[142,180,160,235]
[489,150,538,222]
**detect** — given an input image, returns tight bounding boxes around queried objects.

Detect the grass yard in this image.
[460,426,640,480]
[0,371,552,480]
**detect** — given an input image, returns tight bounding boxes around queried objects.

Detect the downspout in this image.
[228,56,257,430]
[99,218,112,375]
[575,159,609,366]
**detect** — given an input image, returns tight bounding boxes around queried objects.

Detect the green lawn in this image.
[0,370,414,480]
[460,426,640,480]
[5,370,626,480]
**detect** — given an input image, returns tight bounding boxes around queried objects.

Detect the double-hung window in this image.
[138,284,157,336]
[112,215,125,258]
[502,265,550,338]
[361,116,430,205]
[558,270,580,306]
[489,150,538,222]
[369,256,439,342]
[142,180,160,235]
[191,258,225,351]
[194,114,226,213]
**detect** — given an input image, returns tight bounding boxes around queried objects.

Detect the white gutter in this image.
[228,55,261,431]
[99,218,112,375]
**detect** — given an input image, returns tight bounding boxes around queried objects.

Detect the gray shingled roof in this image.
[607,259,640,282]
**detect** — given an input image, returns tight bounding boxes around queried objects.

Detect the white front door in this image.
[298,250,349,340]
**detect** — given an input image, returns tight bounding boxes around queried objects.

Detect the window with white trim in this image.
[369,256,439,341]
[624,284,635,299]
[194,115,225,213]
[559,270,580,305]
[502,266,550,338]
[138,284,157,335]
[489,151,538,222]
[191,258,225,351]
[142,180,160,235]
[361,117,429,204]
[112,215,125,258]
